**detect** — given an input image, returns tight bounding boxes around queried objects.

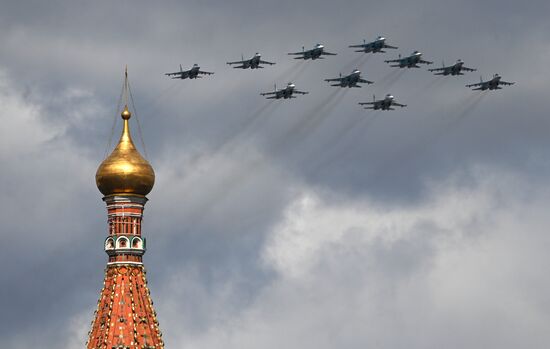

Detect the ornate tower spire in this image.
[87,70,164,349]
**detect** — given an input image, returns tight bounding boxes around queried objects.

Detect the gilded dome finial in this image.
[95,69,155,197]
[121,105,131,120]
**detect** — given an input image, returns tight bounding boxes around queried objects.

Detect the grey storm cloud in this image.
[1,0,550,348]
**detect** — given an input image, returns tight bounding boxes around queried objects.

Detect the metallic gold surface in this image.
[96,106,155,196]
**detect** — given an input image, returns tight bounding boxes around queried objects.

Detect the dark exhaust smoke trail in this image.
[407,76,446,104]
[138,81,182,115]
[306,112,371,173]
[277,89,344,145]
[275,61,306,83]
[424,76,446,91]
[309,110,383,173]
[378,69,406,91]
[207,90,348,214]
[212,100,279,153]
[355,54,373,73]
[303,88,350,134]
[288,62,310,82]
[341,54,365,72]
[341,54,372,73]
[185,100,278,169]
[375,69,401,87]
[448,91,487,126]
[178,101,283,227]
[367,92,488,184]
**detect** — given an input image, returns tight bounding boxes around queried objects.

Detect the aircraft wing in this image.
[428,67,445,72]
[383,44,398,49]
[419,59,433,65]
[466,82,484,88]
[461,66,476,72]
[170,71,190,79]
[198,71,214,75]
[165,70,188,77]
[259,60,275,65]
[288,52,307,60]
[324,77,343,82]
[321,51,337,56]
[260,91,277,96]
[393,101,406,107]
[293,90,309,95]
[288,50,307,56]
[358,101,375,105]
[384,58,401,63]
[227,60,247,65]
[350,44,373,53]
[359,78,373,84]
[499,80,515,86]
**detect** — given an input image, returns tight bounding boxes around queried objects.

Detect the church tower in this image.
[87,71,164,349]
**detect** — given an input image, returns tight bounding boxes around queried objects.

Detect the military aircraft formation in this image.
[165,35,515,110]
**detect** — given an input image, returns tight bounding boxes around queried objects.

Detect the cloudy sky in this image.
[1,0,550,348]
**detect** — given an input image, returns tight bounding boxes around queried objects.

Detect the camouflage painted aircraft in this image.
[349,36,398,53]
[288,44,337,60]
[466,74,515,90]
[428,59,476,76]
[227,53,275,69]
[359,94,406,110]
[165,64,214,79]
[385,51,433,68]
[325,69,373,88]
[260,82,309,99]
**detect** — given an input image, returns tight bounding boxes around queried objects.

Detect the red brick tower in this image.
[87,72,164,349]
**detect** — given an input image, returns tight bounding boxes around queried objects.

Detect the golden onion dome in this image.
[96,105,155,196]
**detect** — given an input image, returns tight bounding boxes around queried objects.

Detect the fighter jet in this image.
[466,74,515,91]
[288,44,337,60]
[227,53,275,69]
[349,36,398,54]
[260,83,309,99]
[325,69,373,88]
[359,94,406,110]
[428,59,476,76]
[384,51,433,68]
[165,64,214,79]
